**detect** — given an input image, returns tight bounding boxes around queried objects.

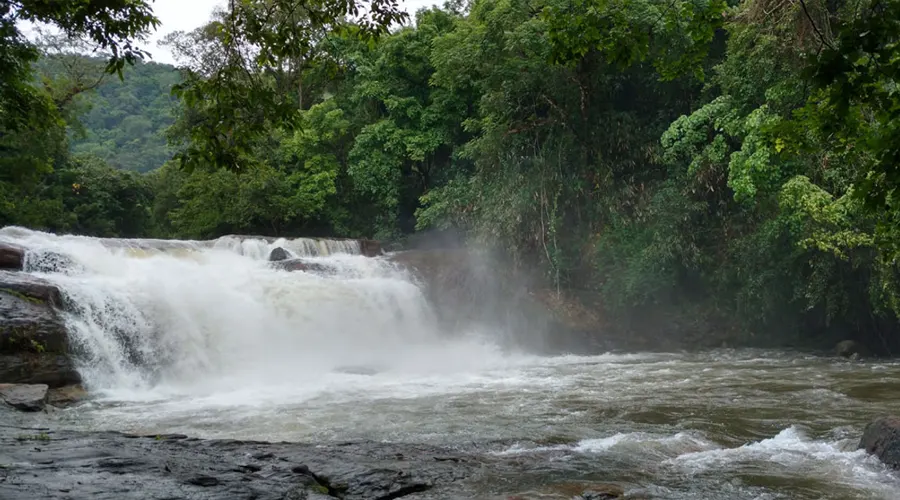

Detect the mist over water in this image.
[1,227,519,399]
[3,226,900,499]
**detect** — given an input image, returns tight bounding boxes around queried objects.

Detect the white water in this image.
[4,226,900,499]
[0,227,513,397]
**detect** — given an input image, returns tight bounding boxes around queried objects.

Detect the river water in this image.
[3,227,900,499]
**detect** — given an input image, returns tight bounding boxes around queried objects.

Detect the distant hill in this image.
[39,56,182,173]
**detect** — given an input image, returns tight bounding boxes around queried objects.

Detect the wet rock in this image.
[0,272,77,387]
[0,242,25,270]
[835,339,868,359]
[0,354,79,388]
[360,239,382,257]
[0,270,63,306]
[859,416,900,469]
[579,485,625,499]
[47,384,87,407]
[0,383,49,411]
[0,427,479,499]
[270,247,291,262]
[272,259,335,276]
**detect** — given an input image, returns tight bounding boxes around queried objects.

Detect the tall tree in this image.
[167,0,410,171]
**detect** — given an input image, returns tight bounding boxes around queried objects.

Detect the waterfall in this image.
[0,227,497,397]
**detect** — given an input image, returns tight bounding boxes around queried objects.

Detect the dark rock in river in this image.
[0,427,479,499]
[859,416,900,469]
[0,272,78,387]
[835,339,868,359]
[0,383,48,411]
[272,258,336,276]
[0,242,25,270]
[579,486,625,499]
[359,239,382,257]
[269,247,291,262]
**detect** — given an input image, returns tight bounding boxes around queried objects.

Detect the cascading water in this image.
[0,227,507,398]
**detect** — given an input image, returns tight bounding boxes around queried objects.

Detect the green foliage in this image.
[541,0,727,79]
[168,0,410,172]
[63,60,181,172]
[5,0,900,354]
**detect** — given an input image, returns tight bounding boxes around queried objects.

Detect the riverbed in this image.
[24,349,899,499]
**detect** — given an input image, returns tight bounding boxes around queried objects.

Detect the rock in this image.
[0,270,63,306]
[0,243,25,270]
[47,384,87,407]
[0,427,480,499]
[0,354,79,387]
[835,339,868,358]
[359,239,382,257]
[0,383,49,411]
[0,272,77,387]
[271,259,335,276]
[269,247,291,262]
[859,416,900,468]
[580,486,625,499]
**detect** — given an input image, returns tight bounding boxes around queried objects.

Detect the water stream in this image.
[2,227,900,499]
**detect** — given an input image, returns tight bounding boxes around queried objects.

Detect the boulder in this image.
[0,354,79,387]
[0,383,49,411]
[859,416,900,468]
[835,339,868,359]
[269,247,290,262]
[0,272,77,387]
[271,258,335,276]
[0,242,25,270]
[359,239,382,257]
[48,383,87,407]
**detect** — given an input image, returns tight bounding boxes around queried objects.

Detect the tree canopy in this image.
[4,0,900,353]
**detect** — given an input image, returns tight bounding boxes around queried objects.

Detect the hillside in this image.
[40,57,182,173]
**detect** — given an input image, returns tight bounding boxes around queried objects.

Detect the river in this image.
[2,227,900,499]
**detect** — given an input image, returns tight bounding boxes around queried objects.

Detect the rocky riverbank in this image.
[0,424,482,499]
[3,412,900,499]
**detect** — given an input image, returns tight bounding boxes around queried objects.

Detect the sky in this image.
[145,0,440,65]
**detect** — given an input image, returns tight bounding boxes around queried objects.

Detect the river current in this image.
[2,227,900,499]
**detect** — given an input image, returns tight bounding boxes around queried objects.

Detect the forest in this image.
[1,0,899,353]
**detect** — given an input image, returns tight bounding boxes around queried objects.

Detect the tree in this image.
[167,0,410,172]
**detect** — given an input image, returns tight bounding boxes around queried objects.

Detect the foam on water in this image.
[669,426,900,496]
[0,227,513,397]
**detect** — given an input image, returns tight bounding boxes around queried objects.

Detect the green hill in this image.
[40,57,182,173]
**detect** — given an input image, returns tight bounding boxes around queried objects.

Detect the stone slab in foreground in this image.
[0,428,479,500]
[0,383,48,411]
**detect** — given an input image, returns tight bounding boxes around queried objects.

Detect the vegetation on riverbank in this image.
[2,0,899,353]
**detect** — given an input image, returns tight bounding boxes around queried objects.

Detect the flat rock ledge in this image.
[0,427,481,500]
[0,383,48,412]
